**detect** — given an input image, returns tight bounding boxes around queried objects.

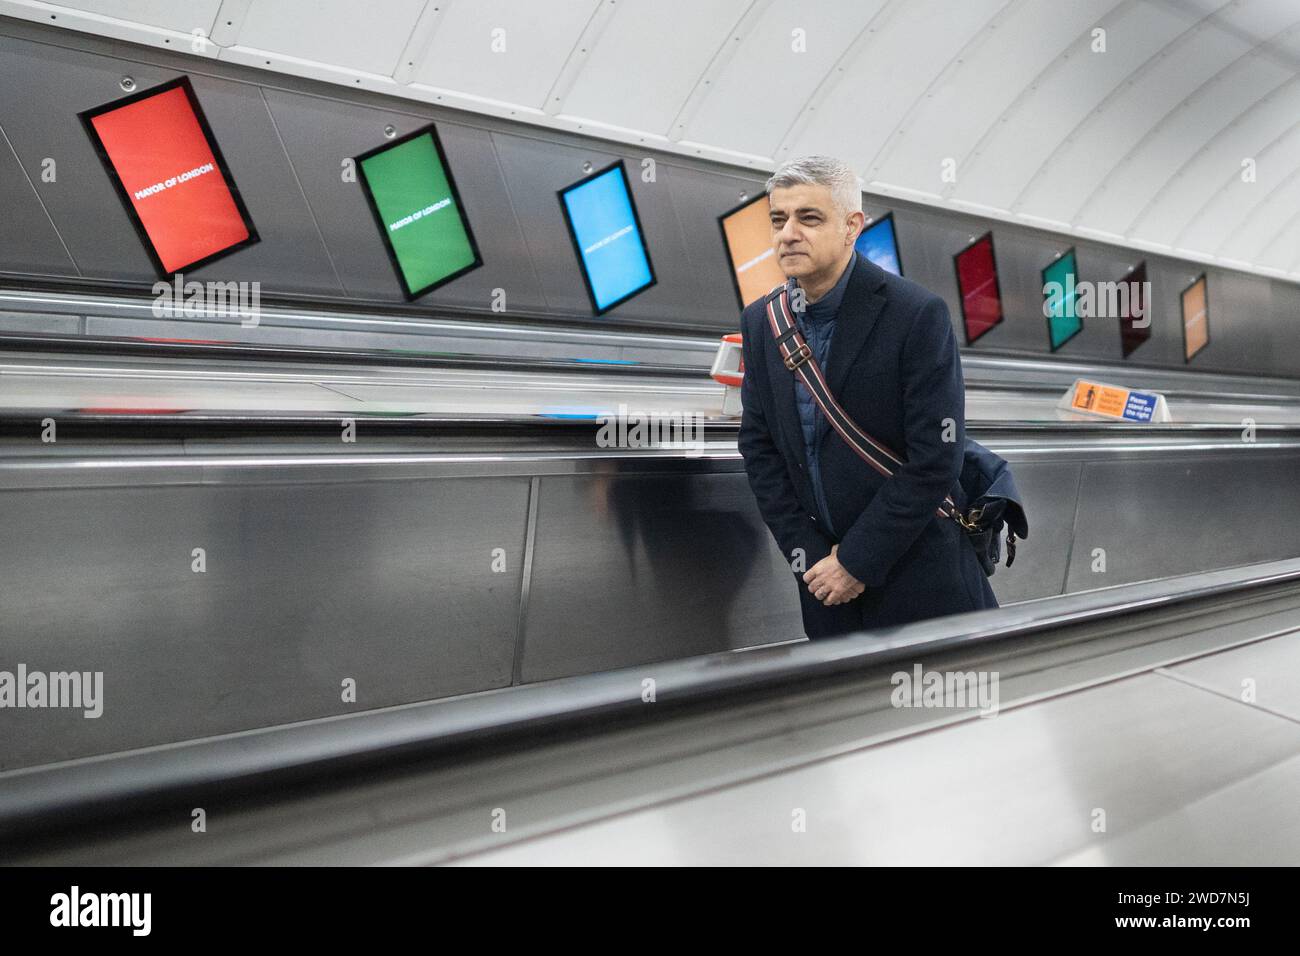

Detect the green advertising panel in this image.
[356,125,482,299]
[1042,248,1082,351]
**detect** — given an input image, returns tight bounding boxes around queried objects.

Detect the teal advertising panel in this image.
[1043,248,1082,351]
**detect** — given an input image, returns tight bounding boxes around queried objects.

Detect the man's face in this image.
[768,183,863,280]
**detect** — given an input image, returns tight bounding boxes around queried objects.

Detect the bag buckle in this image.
[952,505,982,532]
[783,343,812,371]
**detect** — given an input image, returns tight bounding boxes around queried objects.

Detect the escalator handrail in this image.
[3,556,1300,841]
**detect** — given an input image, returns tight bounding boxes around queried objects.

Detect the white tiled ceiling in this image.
[235,0,426,76]
[6,0,1300,281]
[48,0,222,34]
[411,0,601,110]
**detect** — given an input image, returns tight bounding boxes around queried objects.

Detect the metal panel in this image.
[0,122,79,278]
[0,310,79,334]
[985,459,1080,603]
[0,32,342,292]
[262,88,550,311]
[0,33,168,280]
[1195,266,1280,375]
[664,165,766,325]
[487,132,622,318]
[1066,450,1300,591]
[177,72,344,295]
[520,471,800,682]
[490,132,727,328]
[989,228,1074,355]
[0,369,350,411]
[81,314,679,361]
[884,203,972,341]
[0,476,529,770]
[254,87,415,302]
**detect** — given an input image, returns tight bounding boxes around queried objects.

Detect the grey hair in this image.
[765,155,863,216]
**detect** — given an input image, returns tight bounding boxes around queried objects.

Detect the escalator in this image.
[3,557,1298,864]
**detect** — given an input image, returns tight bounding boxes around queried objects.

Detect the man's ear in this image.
[846,211,865,245]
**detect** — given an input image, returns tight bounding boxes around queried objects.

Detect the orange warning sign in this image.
[1071,380,1126,416]
[1067,379,1162,422]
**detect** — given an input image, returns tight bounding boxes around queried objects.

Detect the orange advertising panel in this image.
[80,77,258,276]
[719,195,784,309]
[1181,274,1209,362]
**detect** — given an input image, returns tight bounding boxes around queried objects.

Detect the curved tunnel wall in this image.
[1,16,1299,378]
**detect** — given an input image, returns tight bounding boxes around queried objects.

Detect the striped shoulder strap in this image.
[764,279,969,528]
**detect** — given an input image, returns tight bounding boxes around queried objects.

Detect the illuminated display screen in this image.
[1119,262,1150,358]
[1181,274,1210,362]
[559,161,656,315]
[355,125,482,299]
[719,195,783,309]
[854,213,902,276]
[79,76,258,276]
[954,232,1003,346]
[1042,248,1083,351]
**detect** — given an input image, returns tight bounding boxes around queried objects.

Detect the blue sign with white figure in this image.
[559,162,656,315]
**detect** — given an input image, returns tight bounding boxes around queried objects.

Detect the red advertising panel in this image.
[954,232,1003,346]
[80,77,258,276]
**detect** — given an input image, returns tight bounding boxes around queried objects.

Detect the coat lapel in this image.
[763,252,888,473]
[765,296,809,473]
[825,252,888,396]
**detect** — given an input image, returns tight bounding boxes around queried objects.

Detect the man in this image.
[737,155,998,639]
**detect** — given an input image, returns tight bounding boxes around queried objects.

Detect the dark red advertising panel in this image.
[80,77,258,276]
[954,232,1003,345]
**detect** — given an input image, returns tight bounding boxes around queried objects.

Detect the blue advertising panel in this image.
[854,212,902,276]
[558,161,656,315]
